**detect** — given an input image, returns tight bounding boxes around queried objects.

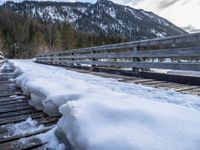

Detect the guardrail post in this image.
[132,46,140,73]
[58,53,61,65]
[71,53,75,67]
[90,49,96,70]
[50,54,53,65]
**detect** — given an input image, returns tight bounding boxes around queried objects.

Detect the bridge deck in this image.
[0,72,60,150]
[0,62,199,149]
[67,67,200,96]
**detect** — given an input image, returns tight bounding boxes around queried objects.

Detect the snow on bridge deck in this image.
[1,59,200,150]
[66,67,200,95]
[0,62,70,150]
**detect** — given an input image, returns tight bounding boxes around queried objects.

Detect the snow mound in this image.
[38,127,66,150]
[0,59,15,72]
[2,118,44,137]
[59,95,200,150]
[7,59,200,150]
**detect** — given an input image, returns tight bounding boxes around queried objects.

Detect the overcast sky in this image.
[1,0,200,32]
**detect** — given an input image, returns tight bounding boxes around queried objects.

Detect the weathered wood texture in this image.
[36,32,200,73]
[0,69,72,150]
[38,32,200,56]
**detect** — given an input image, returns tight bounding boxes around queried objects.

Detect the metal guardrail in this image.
[36,33,200,72]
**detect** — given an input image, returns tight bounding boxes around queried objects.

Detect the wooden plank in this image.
[186,88,200,93]
[0,105,33,114]
[152,82,179,88]
[0,88,20,92]
[0,81,13,85]
[29,146,46,150]
[182,88,200,95]
[175,86,200,92]
[0,99,27,106]
[0,109,40,119]
[0,101,28,109]
[38,47,200,60]
[0,126,53,144]
[38,60,200,72]
[0,87,18,91]
[35,116,59,126]
[140,80,166,85]
[0,90,21,95]
[146,83,193,93]
[0,84,18,88]
[0,96,27,103]
[0,83,16,86]
[0,77,15,81]
[0,136,46,150]
[0,112,46,126]
[166,85,185,90]
[130,79,155,84]
[0,92,22,98]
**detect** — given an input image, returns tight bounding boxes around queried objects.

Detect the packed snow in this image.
[1,117,63,150]
[4,59,200,150]
[2,118,44,137]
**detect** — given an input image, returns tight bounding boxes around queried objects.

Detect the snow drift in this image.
[6,59,200,150]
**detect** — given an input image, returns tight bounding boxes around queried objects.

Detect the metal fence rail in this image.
[36,32,200,72]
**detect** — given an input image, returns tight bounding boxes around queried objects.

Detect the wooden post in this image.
[132,46,140,73]
[58,53,62,65]
[70,53,75,67]
[90,50,96,71]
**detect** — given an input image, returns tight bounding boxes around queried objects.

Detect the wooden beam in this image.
[37,60,200,71]
[37,47,200,60]
[38,32,200,56]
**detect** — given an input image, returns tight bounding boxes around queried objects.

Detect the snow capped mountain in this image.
[2,0,187,40]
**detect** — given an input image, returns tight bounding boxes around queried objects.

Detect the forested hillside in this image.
[3,0,187,40]
[0,8,127,58]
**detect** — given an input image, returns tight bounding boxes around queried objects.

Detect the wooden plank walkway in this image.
[67,68,200,96]
[0,71,61,150]
[0,61,199,149]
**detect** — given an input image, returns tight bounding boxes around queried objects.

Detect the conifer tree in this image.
[54,29,62,49]
[62,22,75,50]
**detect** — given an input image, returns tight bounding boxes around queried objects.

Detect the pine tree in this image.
[31,31,46,55]
[62,22,75,50]
[32,32,46,46]
[53,29,62,48]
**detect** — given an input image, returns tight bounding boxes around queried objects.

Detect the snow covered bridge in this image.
[1,33,200,149]
[37,32,200,92]
[36,33,200,84]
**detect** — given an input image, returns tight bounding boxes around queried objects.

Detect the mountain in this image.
[2,0,187,40]
[0,7,127,58]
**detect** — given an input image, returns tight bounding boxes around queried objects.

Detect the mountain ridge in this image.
[2,0,187,40]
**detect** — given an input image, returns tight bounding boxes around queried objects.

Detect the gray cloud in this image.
[179,0,189,5]
[183,25,200,33]
[124,0,142,5]
[158,0,180,9]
